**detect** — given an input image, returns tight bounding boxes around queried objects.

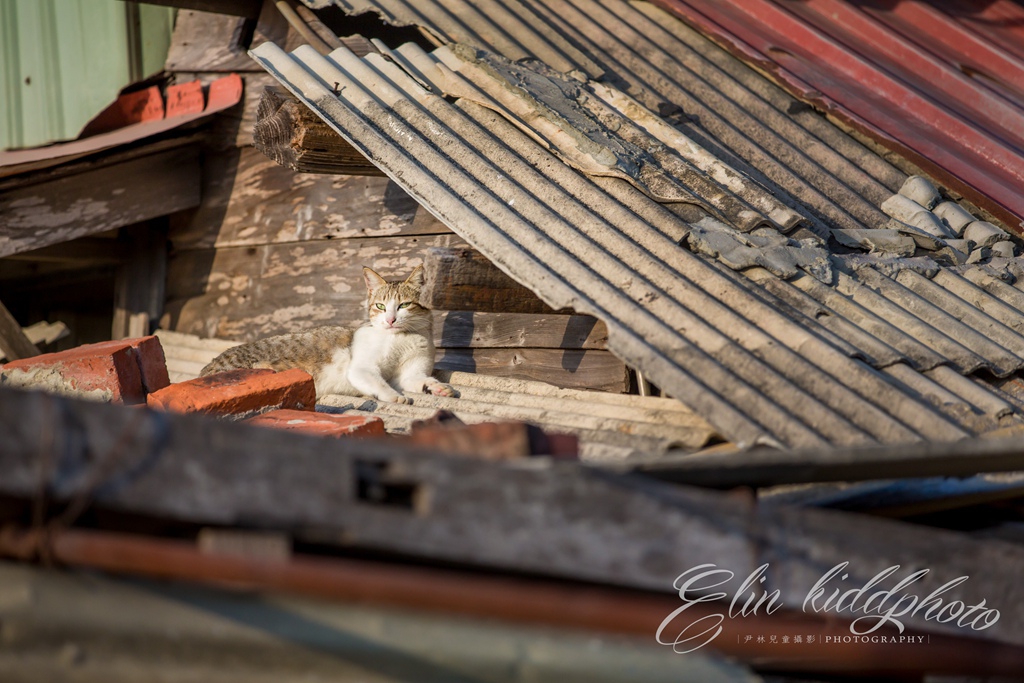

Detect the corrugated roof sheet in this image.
[249,18,1024,448]
[649,0,1024,232]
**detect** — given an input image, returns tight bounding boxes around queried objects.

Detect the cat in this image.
[200,265,455,404]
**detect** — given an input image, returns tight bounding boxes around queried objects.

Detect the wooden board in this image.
[0,300,39,361]
[128,0,261,18]
[163,234,471,341]
[434,311,607,349]
[636,432,1024,489]
[165,3,305,73]
[169,146,452,250]
[254,86,385,176]
[435,348,627,392]
[423,247,559,314]
[2,387,1023,645]
[0,145,201,258]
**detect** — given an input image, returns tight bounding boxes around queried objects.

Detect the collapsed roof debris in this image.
[250,5,1024,447]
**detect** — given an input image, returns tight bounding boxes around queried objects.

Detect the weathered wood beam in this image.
[0,301,39,361]
[254,87,386,176]
[633,436,1024,489]
[113,223,169,340]
[434,311,607,349]
[436,348,627,392]
[2,386,1023,645]
[2,238,129,265]
[423,247,560,314]
[168,146,450,250]
[121,0,261,19]
[0,321,69,363]
[0,144,201,258]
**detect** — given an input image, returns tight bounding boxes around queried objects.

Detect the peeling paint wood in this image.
[423,247,558,314]
[2,387,1023,644]
[434,311,607,349]
[0,145,201,258]
[436,348,627,393]
[165,5,304,73]
[169,146,452,251]
[136,0,260,18]
[163,234,471,341]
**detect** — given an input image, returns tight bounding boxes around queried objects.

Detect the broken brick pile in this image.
[0,336,577,455]
[0,336,383,439]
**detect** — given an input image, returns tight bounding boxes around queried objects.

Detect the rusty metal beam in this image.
[1,526,1022,677]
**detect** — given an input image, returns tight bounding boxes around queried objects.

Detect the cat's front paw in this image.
[427,382,457,398]
[376,389,412,404]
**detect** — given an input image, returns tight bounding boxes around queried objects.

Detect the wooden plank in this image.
[2,237,129,265]
[423,247,559,314]
[434,311,608,349]
[163,234,470,341]
[435,348,627,392]
[0,145,201,258]
[0,321,69,362]
[112,223,169,339]
[0,300,40,361]
[125,0,261,18]
[0,135,203,192]
[169,146,452,250]
[165,2,305,73]
[1,387,1023,645]
[254,86,386,176]
[633,434,1024,489]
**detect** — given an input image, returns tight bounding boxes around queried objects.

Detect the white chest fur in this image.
[313,325,434,399]
[351,325,432,376]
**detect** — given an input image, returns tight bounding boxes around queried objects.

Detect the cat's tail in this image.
[200,346,258,376]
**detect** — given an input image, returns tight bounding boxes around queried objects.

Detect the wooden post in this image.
[0,300,40,361]
[112,222,168,340]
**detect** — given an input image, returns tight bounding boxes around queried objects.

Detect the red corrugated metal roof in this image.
[653,0,1024,232]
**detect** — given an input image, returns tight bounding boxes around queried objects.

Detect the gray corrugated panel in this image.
[366,44,971,445]
[315,0,604,76]
[831,270,994,375]
[741,268,904,368]
[250,41,979,447]
[933,268,1024,337]
[852,267,1024,376]
[963,267,1024,313]
[502,0,893,233]
[304,0,905,236]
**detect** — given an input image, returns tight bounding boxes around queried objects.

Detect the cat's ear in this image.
[404,265,425,289]
[363,267,387,294]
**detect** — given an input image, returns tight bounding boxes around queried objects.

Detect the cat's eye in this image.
[375,303,386,311]
[398,302,411,309]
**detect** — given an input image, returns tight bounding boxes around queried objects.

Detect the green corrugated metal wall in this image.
[0,0,176,151]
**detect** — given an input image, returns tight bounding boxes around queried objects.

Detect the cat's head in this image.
[363,265,431,334]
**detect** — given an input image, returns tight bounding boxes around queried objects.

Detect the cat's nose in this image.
[385,315,396,325]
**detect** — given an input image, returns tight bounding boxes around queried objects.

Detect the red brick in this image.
[246,409,386,438]
[147,368,316,418]
[405,419,579,460]
[0,336,169,405]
